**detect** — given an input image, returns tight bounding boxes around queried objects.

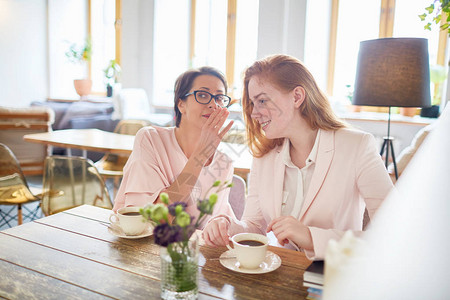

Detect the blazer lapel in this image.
[271,140,287,219]
[299,130,335,220]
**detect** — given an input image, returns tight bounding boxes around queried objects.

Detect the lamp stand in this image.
[379,107,398,180]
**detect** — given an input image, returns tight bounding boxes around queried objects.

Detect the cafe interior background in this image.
[1,0,450,298]
[1,1,448,214]
[1,0,448,228]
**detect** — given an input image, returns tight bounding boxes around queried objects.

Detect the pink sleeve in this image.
[112,128,171,211]
[355,133,393,219]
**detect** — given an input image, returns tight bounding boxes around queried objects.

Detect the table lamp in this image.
[352,37,431,179]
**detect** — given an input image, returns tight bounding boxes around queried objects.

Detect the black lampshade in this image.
[353,38,431,108]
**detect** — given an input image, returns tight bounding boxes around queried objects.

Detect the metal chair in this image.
[94,119,151,197]
[0,143,42,228]
[41,156,112,216]
[229,174,246,220]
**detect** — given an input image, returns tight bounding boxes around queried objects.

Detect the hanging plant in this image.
[419,1,450,34]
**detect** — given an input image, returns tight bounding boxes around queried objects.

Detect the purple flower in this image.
[168,202,187,216]
[154,223,182,246]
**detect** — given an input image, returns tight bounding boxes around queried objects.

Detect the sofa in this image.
[30,100,120,161]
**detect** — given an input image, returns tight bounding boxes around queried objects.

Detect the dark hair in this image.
[174,66,228,127]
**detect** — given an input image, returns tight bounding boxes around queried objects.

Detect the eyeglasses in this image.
[184,90,231,108]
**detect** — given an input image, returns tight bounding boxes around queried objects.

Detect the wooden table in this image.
[24,128,135,157]
[0,205,311,299]
[23,128,252,177]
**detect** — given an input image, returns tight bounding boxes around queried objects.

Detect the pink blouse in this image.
[113,126,235,227]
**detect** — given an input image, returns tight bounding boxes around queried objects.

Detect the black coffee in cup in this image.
[237,240,265,247]
[122,212,141,216]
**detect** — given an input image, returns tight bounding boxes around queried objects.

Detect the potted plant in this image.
[103,60,121,97]
[65,38,92,98]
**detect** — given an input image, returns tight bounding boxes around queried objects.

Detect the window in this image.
[90,0,117,94]
[152,0,190,107]
[48,0,89,98]
[333,0,381,100]
[304,0,446,109]
[48,0,118,98]
[152,0,259,106]
[234,0,259,98]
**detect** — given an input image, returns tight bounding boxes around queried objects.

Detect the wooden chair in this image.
[95,119,151,197]
[41,156,112,216]
[0,106,54,175]
[0,143,42,227]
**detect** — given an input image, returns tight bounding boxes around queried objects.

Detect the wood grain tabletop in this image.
[0,205,312,299]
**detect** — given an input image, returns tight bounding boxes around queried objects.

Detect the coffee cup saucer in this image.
[219,249,281,274]
[107,223,154,239]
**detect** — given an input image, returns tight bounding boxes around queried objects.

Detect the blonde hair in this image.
[242,54,347,157]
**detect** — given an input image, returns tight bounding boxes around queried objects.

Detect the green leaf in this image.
[435,14,442,23]
[419,13,427,21]
[212,180,221,187]
[424,23,432,30]
[425,4,435,14]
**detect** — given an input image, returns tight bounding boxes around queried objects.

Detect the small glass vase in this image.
[160,234,199,300]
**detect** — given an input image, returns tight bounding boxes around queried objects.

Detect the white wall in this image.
[0,0,48,108]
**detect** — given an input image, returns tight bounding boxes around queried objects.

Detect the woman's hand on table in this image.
[266,216,313,250]
[202,216,231,247]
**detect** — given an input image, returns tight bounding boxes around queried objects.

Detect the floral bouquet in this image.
[140,180,233,299]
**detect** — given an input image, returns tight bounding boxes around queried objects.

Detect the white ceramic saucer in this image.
[219,249,281,274]
[107,223,153,239]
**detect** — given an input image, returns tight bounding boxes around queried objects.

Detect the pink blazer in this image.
[227,128,394,259]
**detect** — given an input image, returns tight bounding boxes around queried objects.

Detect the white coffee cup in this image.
[109,207,147,236]
[227,233,268,269]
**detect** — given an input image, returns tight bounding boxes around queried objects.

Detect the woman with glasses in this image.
[113,66,236,227]
[202,55,394,259]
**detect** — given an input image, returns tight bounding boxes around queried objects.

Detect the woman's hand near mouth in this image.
[193,107,234,166]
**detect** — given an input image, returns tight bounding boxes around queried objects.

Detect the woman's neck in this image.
[288,122,318,168]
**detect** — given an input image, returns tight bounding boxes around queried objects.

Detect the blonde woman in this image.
[203,55,393,259]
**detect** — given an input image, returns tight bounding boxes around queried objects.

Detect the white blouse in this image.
[281,130,320,218]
